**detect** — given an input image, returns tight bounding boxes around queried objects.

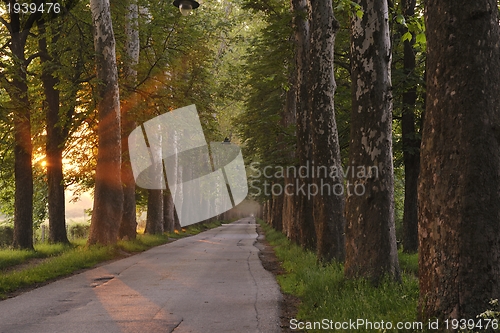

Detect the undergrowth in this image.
[259,219,420,332]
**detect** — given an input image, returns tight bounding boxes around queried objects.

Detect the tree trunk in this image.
[119,0,140,240]
[271,192,283,232]
[291,0,316,251]
[345,0,400,283]
[88,0,123,245]
[173,208,181,231]
[419,0,500,321]
[145,189,164,234]
[400,0,419,254]
[39,21,70,244]
[9,14,34,250]
[163,189,175,233]
[307,0,345,263]
[281,65,298,242]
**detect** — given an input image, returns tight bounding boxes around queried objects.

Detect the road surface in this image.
[0,217,282,333]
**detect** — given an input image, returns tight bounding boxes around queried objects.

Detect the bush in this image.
[0,226,13,247]
[68,223,90,240]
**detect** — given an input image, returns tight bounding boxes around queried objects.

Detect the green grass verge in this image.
[0,243,70,271]
[0,245,116,297]
[258,219,420,332]
[0,220,225,299]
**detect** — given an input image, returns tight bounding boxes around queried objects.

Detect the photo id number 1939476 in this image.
[3,2,61,15]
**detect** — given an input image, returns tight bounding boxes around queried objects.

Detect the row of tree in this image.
[1,0,499,324]
[240,0,500,324]
[0,0,240,246]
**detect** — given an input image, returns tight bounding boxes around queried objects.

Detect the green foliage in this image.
[391,0,426,170]
[1,0,241,230]
[394,166,405,241]
[331,8,353,163]
[237,0,356,202]
[478,299,500,322]
[0,226,13,247]
[259,220,419,332]
[334,0,364,19]
[68,223,90,240]
[0,159,48,228]
[393,6,426,51]
[234,0,295,202]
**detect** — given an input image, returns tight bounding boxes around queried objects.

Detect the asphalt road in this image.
[0,217,282,333]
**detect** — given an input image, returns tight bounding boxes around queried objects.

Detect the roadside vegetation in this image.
[0,220,225,299]
[259,220,420,332]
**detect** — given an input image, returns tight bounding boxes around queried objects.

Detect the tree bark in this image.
[38,21,70,244]
[173,207,181,231]
[163,189,175,233]
[400,0,419,254]
[145,189,164,234]
[307,0,345,263]
[345,0,400,283]
[271,191,283,232]
[88,0,123,245]
[419,0,500,321]
[119,0,140,240]
[291,0,316,251]
[8,11,34,250]
[281,65,298,242]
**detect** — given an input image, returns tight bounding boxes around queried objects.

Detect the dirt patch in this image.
[255,224,303,333]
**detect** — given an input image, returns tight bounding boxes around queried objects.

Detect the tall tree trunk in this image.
[9,13,34,250]
[282,69,298,242]
[119,0,140,240]
[173,208,181,231]
[88,0,123,245]
[291,0,315,251]
[145,189,164,234]
[419,0,500,321]
[163,189,175,233]
[38,21,70,244]
[144,120,164,235]
[271,192,283,232]
[307,0,345,262]
[400,0,419,254]
[345,0,400,283]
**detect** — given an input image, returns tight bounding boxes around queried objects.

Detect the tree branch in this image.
[25,52,43,66]
[0,17,10,32]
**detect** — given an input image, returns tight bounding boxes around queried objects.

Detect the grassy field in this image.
[0,220,225,299]
[258,220,421,332]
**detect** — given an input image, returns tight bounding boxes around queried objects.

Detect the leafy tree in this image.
[0,1,41,249]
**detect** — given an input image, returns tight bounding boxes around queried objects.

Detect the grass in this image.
[259,220,420,332]
[0,220,226,299]
[0,243,69,270]
[399,250,419,276]
[0,245,116,297]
